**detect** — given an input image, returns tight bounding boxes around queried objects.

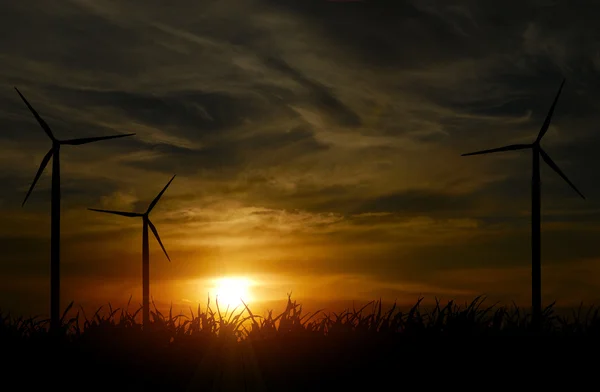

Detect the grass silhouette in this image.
[2,295,599,390]
[5,295,600,339]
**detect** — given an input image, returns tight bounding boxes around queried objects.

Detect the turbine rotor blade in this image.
[14,87,55,141]
[146,175,176,214]
[461,144,532,157]
[22,148,54,207]
[536,78,566,143]
[61,133,136,145]
[87,208,143,217]
[147,219,170,262]
[539,148,585,199]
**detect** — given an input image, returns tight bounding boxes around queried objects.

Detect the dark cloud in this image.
[355,189,475,216]
[1,0,600,315]
[245,223,597,283]
[124,124,329,176]
[262,56,362,127]
[247,183,363,214]
[46,87,284,138]
[0,2,150,76]
[264,0,481,68]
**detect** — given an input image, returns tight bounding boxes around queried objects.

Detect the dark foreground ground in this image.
[4,335,598,391]
[5,334,599,391]
[2,297,600,391]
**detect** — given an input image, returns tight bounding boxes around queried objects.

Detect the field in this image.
[2,295,598,391]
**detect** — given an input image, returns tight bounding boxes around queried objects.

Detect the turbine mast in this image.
[15,87,136,333]
[531,145,541,332]
[50,146,61,333]
[142,217,150,328]
[461,79,583,335]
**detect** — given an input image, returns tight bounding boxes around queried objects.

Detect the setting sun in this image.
[210,277,253,309]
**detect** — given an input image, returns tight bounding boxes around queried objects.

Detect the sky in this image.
[1,0,600,317]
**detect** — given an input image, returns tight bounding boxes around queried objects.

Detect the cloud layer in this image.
[1,0,600,315]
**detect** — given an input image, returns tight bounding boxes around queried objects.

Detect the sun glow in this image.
[210,277,253,309]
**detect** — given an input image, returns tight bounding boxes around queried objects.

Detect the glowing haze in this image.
[1,0,600,317]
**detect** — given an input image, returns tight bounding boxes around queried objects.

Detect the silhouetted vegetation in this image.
[1,295,598,390]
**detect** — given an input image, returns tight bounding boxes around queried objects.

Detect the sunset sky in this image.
[1,0,600,317]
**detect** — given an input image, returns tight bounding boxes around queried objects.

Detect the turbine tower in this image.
[17,87,135,332]
[461,79,584,332]
[88,175,176,328]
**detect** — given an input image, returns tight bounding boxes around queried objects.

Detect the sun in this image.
[210,277,253,309]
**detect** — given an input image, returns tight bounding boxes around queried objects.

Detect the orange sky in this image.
[2,0,600,318]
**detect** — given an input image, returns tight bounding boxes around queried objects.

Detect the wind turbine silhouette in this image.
[16,87,136,332]
[88,175,176,328]
[461,79,585,332]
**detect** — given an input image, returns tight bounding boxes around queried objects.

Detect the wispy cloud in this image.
[1,0,599,315]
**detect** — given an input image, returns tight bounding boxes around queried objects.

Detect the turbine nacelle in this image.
[17,87,136,207]
[460,78,584,200]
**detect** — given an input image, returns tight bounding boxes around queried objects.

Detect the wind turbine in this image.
[16,87,135,332]
[461,79,584,332]
[88,175,176,328]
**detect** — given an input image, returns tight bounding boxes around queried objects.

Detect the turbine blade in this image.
[461,144,532,157]
[87,208,143,217]
[15,87,55,140]
[22,148,54,207]
[147,175,176,214]
[61,133,136,145]
[148,219,170,262]
[536,78,566,143]
[540,148,585,199]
